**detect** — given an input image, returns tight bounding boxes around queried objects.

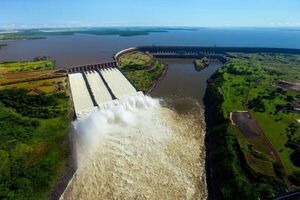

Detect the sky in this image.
[0,0,300,28]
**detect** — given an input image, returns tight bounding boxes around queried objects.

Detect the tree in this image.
[248,97,265,112]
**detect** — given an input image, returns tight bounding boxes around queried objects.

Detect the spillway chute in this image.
[68,64,140,119]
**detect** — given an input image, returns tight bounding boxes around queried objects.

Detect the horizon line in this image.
[1,25,300,30]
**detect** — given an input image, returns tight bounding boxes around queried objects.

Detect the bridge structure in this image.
[67,61,139,118]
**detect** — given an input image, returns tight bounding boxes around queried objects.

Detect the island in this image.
[193,57,210,71]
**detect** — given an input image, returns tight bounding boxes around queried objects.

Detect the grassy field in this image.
[0,69,66,86]
[118,51,166,92]
[0,57,54,74]
[0,77,67,94]
[0,58,70,199]
[205,53,300,199]
[224,53,300,177]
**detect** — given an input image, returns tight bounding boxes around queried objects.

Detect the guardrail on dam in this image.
[67,61,139,118]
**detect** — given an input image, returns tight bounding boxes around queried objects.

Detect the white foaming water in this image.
[61,95,207,200]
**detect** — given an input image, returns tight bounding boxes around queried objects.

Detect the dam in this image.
[67,61,139,118]
[62,53,210,199]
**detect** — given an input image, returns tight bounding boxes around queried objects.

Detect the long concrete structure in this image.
[68,61,138,118]
[67,61,118,74]
[68,73,95,115]
[114,46,300,63]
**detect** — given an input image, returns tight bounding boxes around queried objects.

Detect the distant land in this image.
[0,27,200,40]
[0,44,7,49]
[1,27,300,41]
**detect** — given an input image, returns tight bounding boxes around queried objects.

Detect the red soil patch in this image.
[231,111,293,189]
[231,111,264,138]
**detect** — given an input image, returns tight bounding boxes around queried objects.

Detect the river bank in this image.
[203,72,228,200]
[45,82,77,200]
[203,53,300,199]
[146,63,168,94]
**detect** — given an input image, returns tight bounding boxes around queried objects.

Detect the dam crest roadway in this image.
[68,61,140,119]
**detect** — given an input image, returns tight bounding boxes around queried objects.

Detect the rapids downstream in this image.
[60,95,207,200]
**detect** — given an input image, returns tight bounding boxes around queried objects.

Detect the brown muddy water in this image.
[60,60,222,200]
[152,59,222,106]
[61,95,207,200]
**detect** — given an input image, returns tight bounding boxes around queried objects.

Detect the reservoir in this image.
[1,28,300,66]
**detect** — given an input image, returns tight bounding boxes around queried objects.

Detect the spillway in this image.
[68,73,95,114]
[66,63,207,199]
[68,65,139,118]
[85,71,113,105]
[100,68,137,99]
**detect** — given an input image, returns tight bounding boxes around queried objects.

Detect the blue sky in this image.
[1,0,300,28]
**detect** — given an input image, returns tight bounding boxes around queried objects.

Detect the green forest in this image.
[205,53,300,199]
[0,88,70,199]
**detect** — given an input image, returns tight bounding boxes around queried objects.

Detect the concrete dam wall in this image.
[114,46,300,63]
[68,65,139,118]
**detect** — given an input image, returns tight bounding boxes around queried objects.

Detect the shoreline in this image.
[146,64,169,95]
[203,79,224,200]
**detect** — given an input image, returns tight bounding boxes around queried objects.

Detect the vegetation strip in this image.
[0,57,55,74]
[0,44,7,49]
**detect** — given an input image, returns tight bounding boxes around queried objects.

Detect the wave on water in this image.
[61,95,207,200]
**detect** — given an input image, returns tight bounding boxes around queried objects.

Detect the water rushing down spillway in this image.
[68,67,138,118]
[101,68,137,98]
[61,95,207,200]
[68,73,95,113]
[85,71,112,104]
